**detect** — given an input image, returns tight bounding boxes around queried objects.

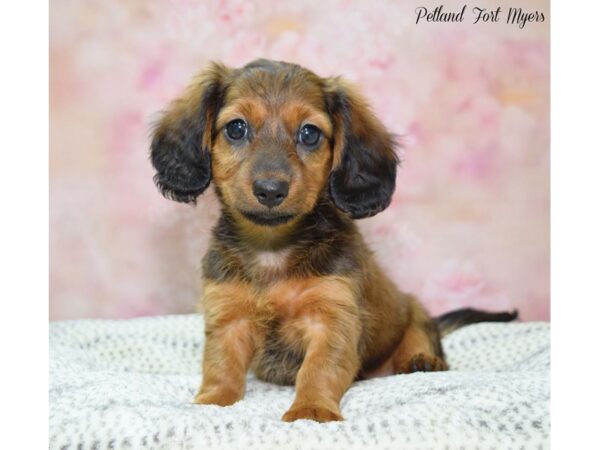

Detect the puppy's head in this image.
[151,59,398,227]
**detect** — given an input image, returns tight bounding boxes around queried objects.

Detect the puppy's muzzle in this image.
[253,179,289,208]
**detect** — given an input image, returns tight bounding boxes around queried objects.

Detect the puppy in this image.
[150,59,517,422]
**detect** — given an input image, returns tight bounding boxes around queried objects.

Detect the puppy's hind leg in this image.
[391,321,448,374]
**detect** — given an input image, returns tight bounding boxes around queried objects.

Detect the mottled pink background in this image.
[50,0,549,321]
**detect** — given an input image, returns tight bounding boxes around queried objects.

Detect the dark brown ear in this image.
[150,63,231,203]
[324,78,399,219]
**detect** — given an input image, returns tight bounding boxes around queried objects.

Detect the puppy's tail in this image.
[436,308,519,338]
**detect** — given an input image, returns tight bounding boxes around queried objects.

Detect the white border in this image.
[552,0,600,446]
[0,2,48,448]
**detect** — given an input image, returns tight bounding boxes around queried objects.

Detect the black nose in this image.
[252,179,289,208]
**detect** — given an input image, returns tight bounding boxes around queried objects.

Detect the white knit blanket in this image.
[49,315,550,450]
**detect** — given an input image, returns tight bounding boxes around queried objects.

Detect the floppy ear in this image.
[150,63,230,203]
[324,78,399,219]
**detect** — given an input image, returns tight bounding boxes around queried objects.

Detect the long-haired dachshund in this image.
[150,59,517,422]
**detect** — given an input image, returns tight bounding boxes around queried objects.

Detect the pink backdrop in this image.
[50,0,549,321]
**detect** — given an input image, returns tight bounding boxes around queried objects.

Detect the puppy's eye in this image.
[298,124,321,148]
[225,119,248,141]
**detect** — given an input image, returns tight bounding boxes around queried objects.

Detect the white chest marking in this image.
[254,249,291,272]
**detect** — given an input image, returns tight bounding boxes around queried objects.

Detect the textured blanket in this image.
[49,315,550,450]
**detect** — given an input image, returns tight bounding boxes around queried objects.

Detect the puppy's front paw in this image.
[408,353,448,373]
[193,388,242,407]
[282,405,343,423]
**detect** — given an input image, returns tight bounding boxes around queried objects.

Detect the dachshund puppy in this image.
[150,59,517,422]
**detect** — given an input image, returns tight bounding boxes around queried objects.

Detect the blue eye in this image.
[298,124,321,147]
[225,119,248,140]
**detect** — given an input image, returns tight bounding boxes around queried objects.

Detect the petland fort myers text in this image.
[415,5,545,28]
